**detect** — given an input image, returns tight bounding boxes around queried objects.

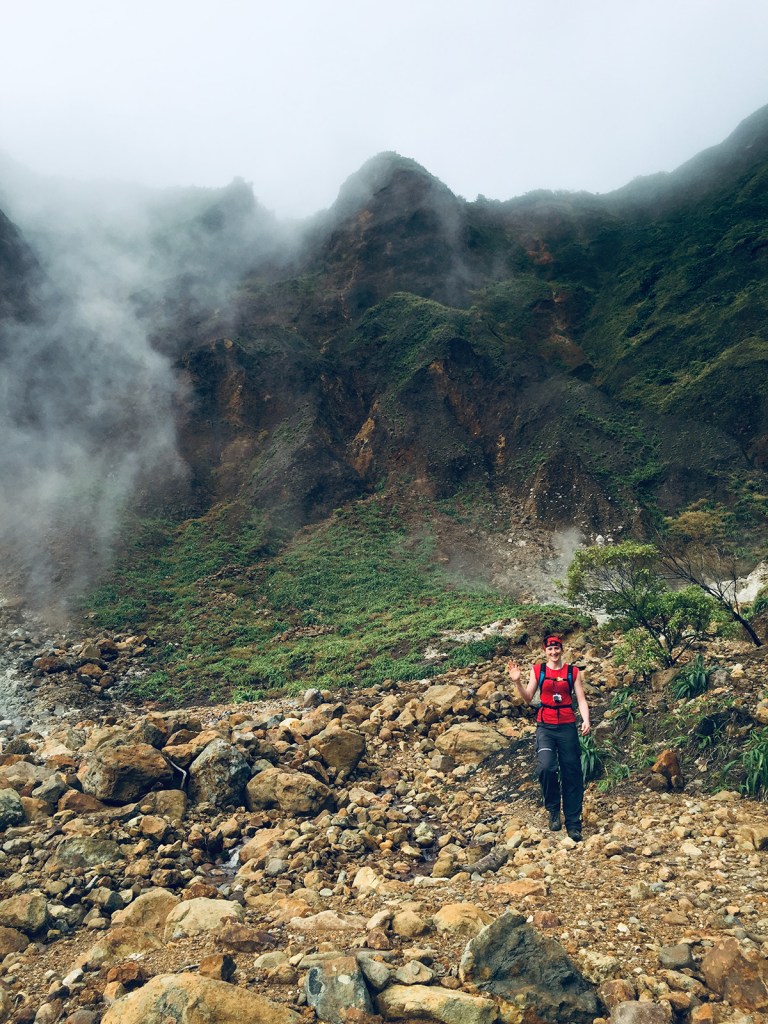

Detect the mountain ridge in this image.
[0,104,766,641]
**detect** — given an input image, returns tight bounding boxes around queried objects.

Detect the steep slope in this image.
[1,107,768,661]
[524,107,768,468]
[170,119,768,536]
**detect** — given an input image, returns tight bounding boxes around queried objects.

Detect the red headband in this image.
[544,635,563,647]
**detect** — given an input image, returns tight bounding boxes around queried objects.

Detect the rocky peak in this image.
[330,151,459,223]
[307,152,473,314]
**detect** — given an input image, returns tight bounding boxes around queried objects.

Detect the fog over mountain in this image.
[1,102,767,614]
[4,1,768,218]
[0,167,298,611]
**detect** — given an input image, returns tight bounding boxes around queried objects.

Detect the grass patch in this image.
[84,494,542,704]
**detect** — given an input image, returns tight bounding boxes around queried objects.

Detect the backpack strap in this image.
[538,663,575,692]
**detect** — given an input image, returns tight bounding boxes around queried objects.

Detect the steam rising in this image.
[0,165,280,615]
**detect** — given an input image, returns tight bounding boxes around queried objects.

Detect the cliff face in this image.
[2,108,768,554]
[169,112,768,534]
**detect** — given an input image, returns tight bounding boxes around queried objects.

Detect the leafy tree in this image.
[613,628,666,679]
[565,541,730,667]
[657,505,763,648]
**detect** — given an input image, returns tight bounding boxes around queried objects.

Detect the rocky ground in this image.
[0,602,768,1024]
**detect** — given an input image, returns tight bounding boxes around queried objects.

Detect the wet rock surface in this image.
[1,606,768,1022]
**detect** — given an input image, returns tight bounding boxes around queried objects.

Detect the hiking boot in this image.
[548,811,562,832]
[567,829,583,843]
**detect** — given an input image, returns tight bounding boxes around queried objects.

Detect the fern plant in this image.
[597,761,631,792]
[609,687,641,729]
[579,734,605,782]
[742,728,768,798]
[670,655,711,700]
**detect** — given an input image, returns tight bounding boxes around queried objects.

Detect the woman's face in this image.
[546,643,562,660]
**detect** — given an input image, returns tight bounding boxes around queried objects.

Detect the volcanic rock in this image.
[459,910,602,1023]
[376,984,497,1024]
[305,954,374,1023]
[187,738,251,807]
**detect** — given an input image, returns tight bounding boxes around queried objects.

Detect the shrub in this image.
[750,589,768,618]
[597,761,631,792]
[566,542,730,666]
[613,628,665,677]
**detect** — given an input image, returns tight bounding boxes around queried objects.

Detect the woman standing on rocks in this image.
[506,635,590,842]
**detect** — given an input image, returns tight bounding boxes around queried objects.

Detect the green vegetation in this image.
[580,733,638,790]
[670,655,712,700]
[85,495,545,704]
[613,628,668,679]
[659,503,765,647]
[579,733,605,783]
[565,541,732,668]
[752,589,768,617]
[607,687,641,730]
[741,728,768,798]
[596,759,631,793]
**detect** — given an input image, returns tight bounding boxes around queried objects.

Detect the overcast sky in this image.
[2,0,767,218]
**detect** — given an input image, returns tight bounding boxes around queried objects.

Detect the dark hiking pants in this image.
[535,722,584,830]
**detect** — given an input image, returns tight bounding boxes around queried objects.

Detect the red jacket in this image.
[535,663,578,725]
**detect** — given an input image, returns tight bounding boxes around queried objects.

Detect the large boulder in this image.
[187,739,251,807]
[0,761,50,793]
[376,984,497,1024]
[0,926,29,957]
[57,790,107,814]
[101,972,301,1024]
[434,723,509,764]
[305,954,373,1023]
[311,725,366,775]
[238,827,284,866]
[700,937,768,1012]
[0,891,48,935]
[459,910,602,1024]
[163,897,244,941]
[422,683,464,713]
[0,788,25,828]
[77,737,174,802]
[245,767,333,815]
[163,729,226,769]
[140,789,188,822]
[78,926,163,970]
[111,888,180,934]
[48,836,125,872]
[433,903,493,937]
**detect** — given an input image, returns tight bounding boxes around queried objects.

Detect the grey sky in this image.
[2,0,767,218]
